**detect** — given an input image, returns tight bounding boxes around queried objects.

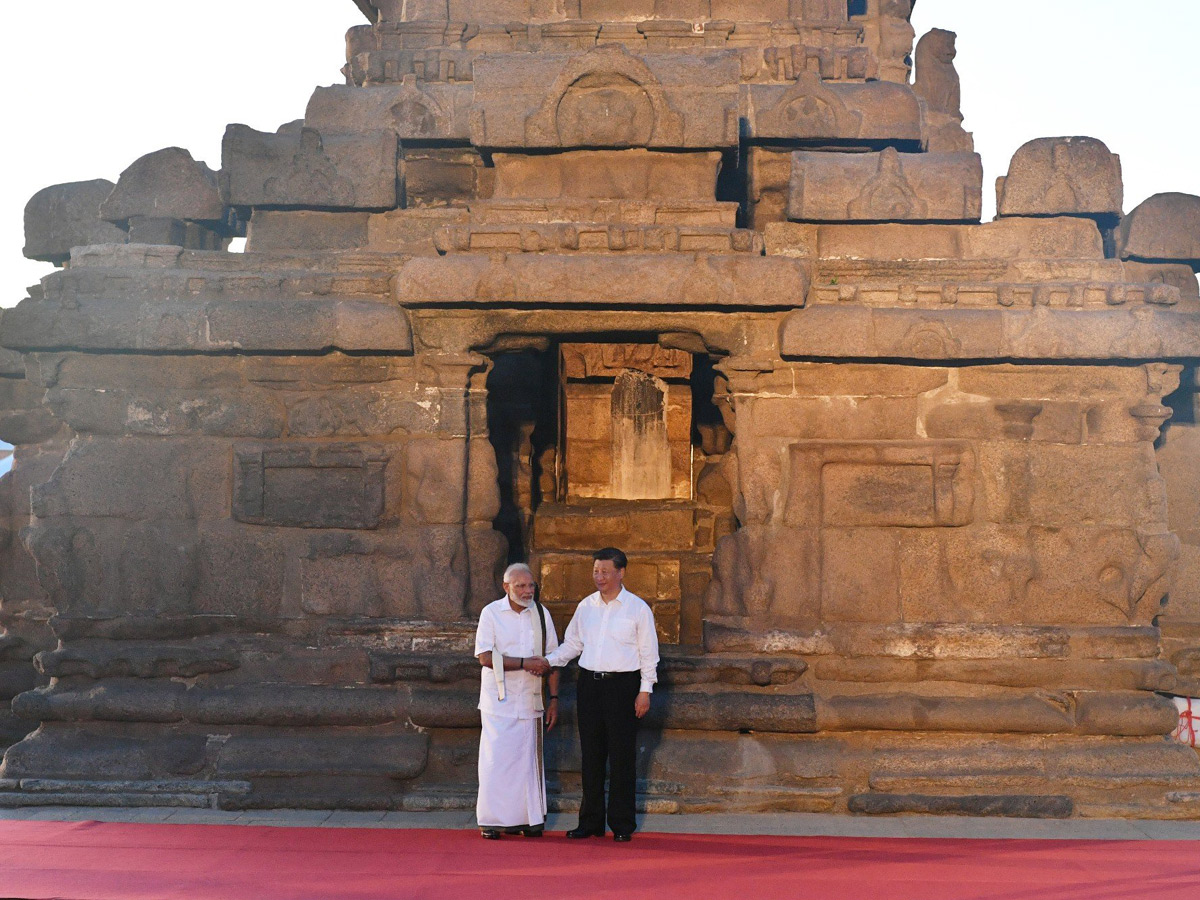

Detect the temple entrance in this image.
[485,340,734,646]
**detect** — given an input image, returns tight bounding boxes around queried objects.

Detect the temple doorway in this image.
[485,340,734,646]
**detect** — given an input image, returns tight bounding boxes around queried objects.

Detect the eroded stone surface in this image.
[101,148,224,225]
[997,137,1123,220]
[788,149,983,223]
[1118,192,1200,268]
[23,181,127,264]
[220,125,397,210]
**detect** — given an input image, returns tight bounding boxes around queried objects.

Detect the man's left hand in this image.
[634,692,650,718]
[545,701,558,731]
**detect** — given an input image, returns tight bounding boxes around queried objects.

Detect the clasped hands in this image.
[522,656,552,676]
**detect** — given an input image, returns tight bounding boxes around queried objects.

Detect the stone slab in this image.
[849,793,1073,817]
[396,253,808,307]
[220,125,397,210]
[997,137,1122,219]
[491,150,721,203]
[1118,192,1200,268]
[246,210,370,252]
[789,148,982,223]
[779,305,1200,360]
[470,199,737,227]
[0,293,412,354]
[471,47,739,148]
[305,82,472,142]
[23,181,127,264]
[368,208,469,255]
[101,148,224,225]
[742,75,922,142]
[766,218,1106,262]
[232,442,391,529]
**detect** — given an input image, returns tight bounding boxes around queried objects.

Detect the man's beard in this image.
[509,594,533,608]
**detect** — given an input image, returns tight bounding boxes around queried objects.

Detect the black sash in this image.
[533,585,548,706]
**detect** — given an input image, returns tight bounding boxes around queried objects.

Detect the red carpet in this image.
[0,821,1197,900]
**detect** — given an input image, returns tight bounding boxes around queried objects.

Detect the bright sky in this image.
[1,0,1197,311]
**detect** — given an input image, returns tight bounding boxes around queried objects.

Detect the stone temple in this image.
[3,0,1200,818]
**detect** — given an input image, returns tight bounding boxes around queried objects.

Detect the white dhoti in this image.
[476,713,546,828]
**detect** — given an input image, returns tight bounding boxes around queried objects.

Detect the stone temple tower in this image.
[4,0,1200,817]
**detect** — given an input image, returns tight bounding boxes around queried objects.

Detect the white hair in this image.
[503,562,534,583]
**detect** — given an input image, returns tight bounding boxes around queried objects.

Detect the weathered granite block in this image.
[246,210,371,252]
[232,442,390,529]
[997,137,1123,220]
[492,150,721,202]
[100,148,224,225]
[788,148,983,223]
[306,82,471,142]
[397,253,808,307]
[471,47,739,148]
[220,125,397,210]
[1118,192,1200,268]
[23,181,126,264]
[742,75,922,143]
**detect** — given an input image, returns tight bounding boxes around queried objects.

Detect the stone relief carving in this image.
[848,148,929,220]
[756,73,863,140]
[524,47,684,147]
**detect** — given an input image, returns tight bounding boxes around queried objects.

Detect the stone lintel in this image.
[0,294,412,354]
[396,253,809,307]
[779,305,1200,360]
[766,218,1106,262]
[491,150,722,203]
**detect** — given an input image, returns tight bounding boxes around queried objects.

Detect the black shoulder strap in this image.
[533,585,547,659]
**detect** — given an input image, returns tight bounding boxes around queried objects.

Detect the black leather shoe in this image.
[566,826,604,838]
[480,829,502,840]
[519,825,544,837]
[613,833,632,842]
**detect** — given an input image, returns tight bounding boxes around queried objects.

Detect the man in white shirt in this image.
[474,562,560,839]
[542,547,659,842]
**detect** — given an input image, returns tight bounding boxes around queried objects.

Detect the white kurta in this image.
[474,597,559,828]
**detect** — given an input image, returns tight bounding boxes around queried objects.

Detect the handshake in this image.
[523,656,552,676]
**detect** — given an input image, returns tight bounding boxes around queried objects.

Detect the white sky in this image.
[1,0,1197,310]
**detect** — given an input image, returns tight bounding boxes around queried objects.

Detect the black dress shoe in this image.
[518,825,544,837]
[613,833,632,842]
[566,826,604,838]
[480,828,502,840]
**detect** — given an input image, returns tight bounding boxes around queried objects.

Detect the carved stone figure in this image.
[913,28,962,121]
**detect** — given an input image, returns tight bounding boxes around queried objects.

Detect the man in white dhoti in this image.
[474,562,560,839]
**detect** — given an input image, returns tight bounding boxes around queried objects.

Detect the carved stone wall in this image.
[2,2,1200,818]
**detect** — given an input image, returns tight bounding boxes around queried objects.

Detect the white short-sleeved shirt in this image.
[474,597,559,720]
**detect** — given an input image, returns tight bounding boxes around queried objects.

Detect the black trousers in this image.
[575,668,640,835]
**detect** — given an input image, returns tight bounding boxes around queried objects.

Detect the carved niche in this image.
[233,443,389,529]
[389,75,449,140]
[783,440,975,529]
[524,47,685,148]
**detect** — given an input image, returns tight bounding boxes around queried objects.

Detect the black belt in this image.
[582,668,638,680]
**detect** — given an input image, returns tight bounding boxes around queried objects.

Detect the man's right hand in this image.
[524,656,551,676]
